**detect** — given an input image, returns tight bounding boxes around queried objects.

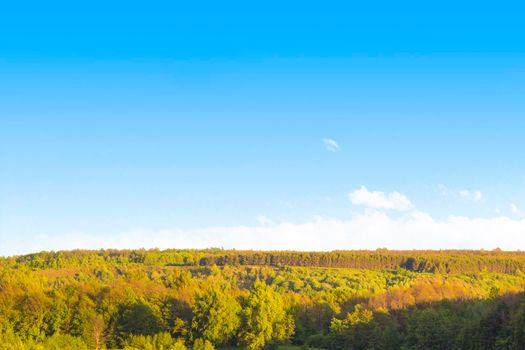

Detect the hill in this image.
[1,249,525,349]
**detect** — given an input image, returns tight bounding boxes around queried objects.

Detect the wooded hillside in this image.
[1,249,525,349]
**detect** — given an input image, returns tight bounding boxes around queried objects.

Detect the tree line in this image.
[4,248,525,274]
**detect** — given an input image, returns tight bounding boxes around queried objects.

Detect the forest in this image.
[1,249,525,349]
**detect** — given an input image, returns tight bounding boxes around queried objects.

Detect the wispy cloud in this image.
[322,138,340,152]
[510,203,524,217]
[438,184,483,202]
[256,215,273,226]
[438,184,448,196]
[459,189,483,201]
[349,186,414,211]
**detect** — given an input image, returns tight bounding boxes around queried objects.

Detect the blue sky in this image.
[1,1,525,254]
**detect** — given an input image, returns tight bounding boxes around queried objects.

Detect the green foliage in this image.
[240,280,294,350]
[9,248,525,274]
[39,333,88,350]
[0,329,87,350]
[191,284,240,344]
[110,302,164,346]
[123,332,185,350]
[2,249,525,349]
[193,338,215,350]
[82,312,106,350]
[0,326,26,350]
[404,307,459,350]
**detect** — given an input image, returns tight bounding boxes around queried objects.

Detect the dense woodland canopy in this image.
[2,249,525,349]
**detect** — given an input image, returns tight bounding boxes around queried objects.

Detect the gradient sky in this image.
[1,1,525,255]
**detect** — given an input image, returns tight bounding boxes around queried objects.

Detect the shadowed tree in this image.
[111,302,163,346]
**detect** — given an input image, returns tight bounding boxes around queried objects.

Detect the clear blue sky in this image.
[1,1,525,254]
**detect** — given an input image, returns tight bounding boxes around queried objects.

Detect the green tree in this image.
[240,280,294,350]
[111,302,164,346]
[12,293,49,340]
[405,307,459,350]
[328,304,375,350]
[193,338,215,350]
[191,284,240,345]
[82,312,106,350]
[123,332,183,350]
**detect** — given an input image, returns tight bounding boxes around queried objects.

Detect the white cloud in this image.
[4,189,525,256]
[510,203,524,217]
[7,210,525,256]
[349,186,414,211]
[439,185,482,202]
[322,138,340,152]
[459,189,470,198]
[473,191,483,201]
[256,215,273,226]
[459,189,483,201]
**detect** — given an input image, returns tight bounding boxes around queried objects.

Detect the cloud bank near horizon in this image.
[4,186,525,256]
